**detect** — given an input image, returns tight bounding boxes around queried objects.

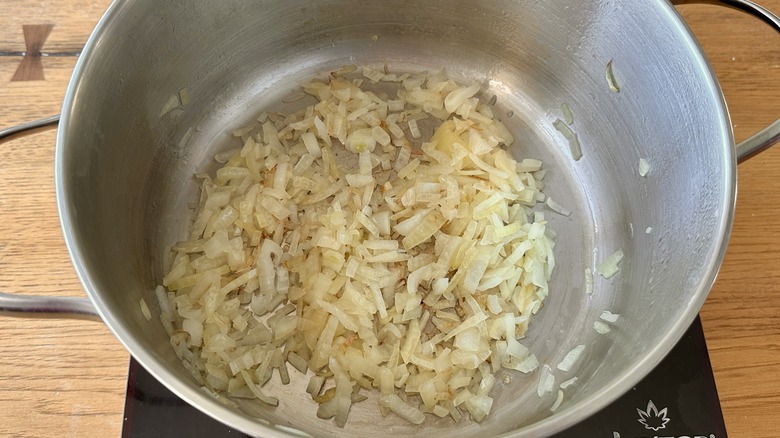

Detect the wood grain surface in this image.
[0,1,778,437]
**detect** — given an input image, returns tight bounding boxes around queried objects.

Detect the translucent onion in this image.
[156,68,558,428]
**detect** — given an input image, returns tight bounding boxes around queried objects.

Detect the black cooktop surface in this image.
[122,316,726,438]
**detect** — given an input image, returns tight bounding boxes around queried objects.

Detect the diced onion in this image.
[444,83,480,113]
[561,102,574,125]
[556,344,585,372]
[638,158,650,177]
[546,197,571,217]
[362,66,385,83]
[606,59,621,93]
[301,132,322,158]
[600,311,620,323]
[559,377,578,390]
[553,119,582,161]
[179,88,191,106]
[594,321,611,334]
[550,389,564,412]
[159,94,180,117]
[597,249,624,279]
[537,365,555,397]
[378,393,425,424]
[157,68,558,428]
[346,128,376,153]
[139,298,152,321]
[408,119,421,139]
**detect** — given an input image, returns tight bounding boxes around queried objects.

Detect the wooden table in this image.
[1,1,778,436]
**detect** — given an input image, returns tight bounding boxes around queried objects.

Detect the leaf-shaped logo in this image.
[636,400,670,431]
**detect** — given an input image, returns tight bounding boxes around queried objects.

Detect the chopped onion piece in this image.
[306,375,325,397]
[378,393,425,424]
[239,370,279,406]
[606,59,621,93]
[362,66,385,83]
[346,128,377,153]
[301,132,322,158]
[514,354,540,373]
[553,118,582,161]
[597,249,624,279]
[282,92,306,103]
[159,94,180,117]
[182,318,203,347]
[600,311,620,323]
[332,64,357,77]
[517,158,543,172]
[550,389,564,412]
[444,83,480,113]
[561,102,574,125]
[408,119,421,139]
[372,126,391,146]
[559,377,578,390]
[594,321,611,334]
[546,197,571,216]
[139,298,152,321]
[537,365,555,397]
[556,344,585,372]
[638,158,650,177]
[179,88,191,106]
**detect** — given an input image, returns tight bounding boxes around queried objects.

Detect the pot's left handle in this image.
[0,292,101,321]
[0,115,60,142]
[0,116,102,322]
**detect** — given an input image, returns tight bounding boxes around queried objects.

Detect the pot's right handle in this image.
[671,0,780,162]
[0,117,103,322]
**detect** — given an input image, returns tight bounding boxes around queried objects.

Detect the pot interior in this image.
[58,0,733,436]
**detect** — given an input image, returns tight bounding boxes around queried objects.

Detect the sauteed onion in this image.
[157,67,556,426]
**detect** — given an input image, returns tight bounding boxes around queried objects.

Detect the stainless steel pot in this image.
[1,0,779,436]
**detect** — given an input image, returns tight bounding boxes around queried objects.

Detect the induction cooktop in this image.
[122,316,726,438]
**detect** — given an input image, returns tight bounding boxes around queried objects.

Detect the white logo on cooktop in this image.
[613,433,715,438]
[637,400,670,431]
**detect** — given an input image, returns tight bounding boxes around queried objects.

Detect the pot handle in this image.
[0,116,102,322]
[0,292,102,321]
[671,0,780,162]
